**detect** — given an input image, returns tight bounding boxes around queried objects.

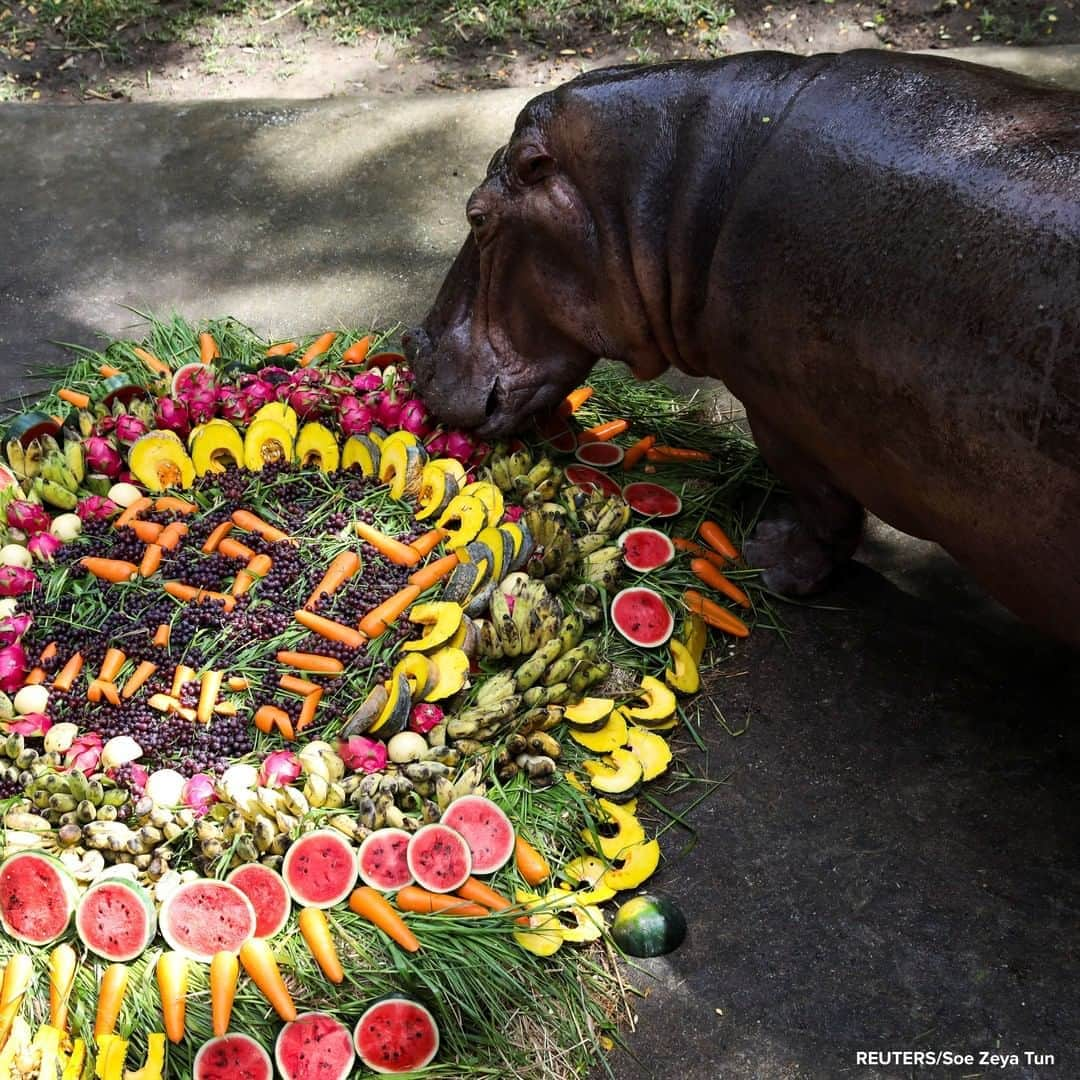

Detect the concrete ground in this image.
[2,44,1078,1080]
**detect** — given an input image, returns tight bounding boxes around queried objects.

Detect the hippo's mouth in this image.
[475,375,565,439]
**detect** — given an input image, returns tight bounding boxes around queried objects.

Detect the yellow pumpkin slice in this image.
[664,638,700,694]
[582,799,645,860]
[436,494,488,549]
[461,481,504,528]
[624,726,673,781]
[243,419,293,470]
[295,422,340,473]
[189,421,244,476]
[624,675,677,722]
[568,708,628,753]
[602,839,661,891]
[129,432,196,490]
[423,647,470,701]
[401,602,464,654]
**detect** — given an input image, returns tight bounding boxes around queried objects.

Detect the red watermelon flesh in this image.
[354,997,440,1074]
[276,1012,355,1080]
[76,878,155,961]
[357,829,413,891]
[564,464,622,497]
[194,1034,273,1080]
[406,824,471,893]
[618,528,675,572]
[282,830,358,908]
[575,442,624,468]
[622,481,682,517]
[533,414,577,454]
[159,880,256,962]
[227,863,291,938]
[440,796,515,875]
[611,586,675,647]
[0,852,75,945]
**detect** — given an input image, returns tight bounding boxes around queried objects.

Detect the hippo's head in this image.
[404,77,671,437]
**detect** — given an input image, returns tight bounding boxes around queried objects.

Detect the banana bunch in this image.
[24,766,130,830]
[476,572,564,659]
[494,730,563,786]
[579,546,621,591]
[561,485,632,536]
[569,583,605,624]
[522,508,578,590]
[485,447,563,505]
[34,435,82,510]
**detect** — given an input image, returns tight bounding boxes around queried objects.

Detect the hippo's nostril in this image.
[484,380,500,418]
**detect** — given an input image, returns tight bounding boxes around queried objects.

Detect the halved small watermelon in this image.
[354,996,440,1074]
[0,851,76,945]
[617,528,675,572]
[159,879,257,961]
[406,824,471,893]
[76,876,156,960]
[172,362,215,397]
[282,829,358,909]
[611,586,675,647]
[441,796,515,875]
[276,1012,355,1080]
[358,829,414,891]
[532,414,577,455]
[564,464,621,498]
[622,482,682,518]
[194,1034,273,1080]
[226,863,291,939]
[575,442,624,468]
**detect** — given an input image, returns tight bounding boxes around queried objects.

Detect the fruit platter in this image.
[0,317,769,1078]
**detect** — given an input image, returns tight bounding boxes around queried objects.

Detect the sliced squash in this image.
[342,683,389,736]
[583,799,645,860]
[189,420,245,476]
[512,890,564,956]
[624,675,677,723]
[415,462,460,521]
[423,647,469,701]
[427,457,467,487]
[563,697,615,730]
[475,527,513,581]
[582,747,643,802]
[243,419,293,470]
[664,638,700,695]
[568,708,628,753]
[681,612,708,666]
[341,435,381,478]
[367,674,411,737]
[602,839,661,891]
[556,855,617,906]
[552,896,604,943]
[442,560,482,604]
[633,713,680,733]
[436,494,488,549]
[379,430,420,457]
[401,601,463,653]
[461,481,504,528]
[295,422,340,472]
[251,402,298,438]
[624,726,672,781]
[379,440,426,499]
[391,653,437,699]
[129,431,196,490]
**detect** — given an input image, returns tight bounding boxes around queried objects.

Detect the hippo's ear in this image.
[514,146,556,186]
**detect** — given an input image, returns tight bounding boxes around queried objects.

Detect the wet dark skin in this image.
[404,50,1080,647]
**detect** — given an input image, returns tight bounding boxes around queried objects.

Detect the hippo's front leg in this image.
[743,412,866,595]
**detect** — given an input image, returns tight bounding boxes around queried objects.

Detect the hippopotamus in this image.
[403,49,1080,647]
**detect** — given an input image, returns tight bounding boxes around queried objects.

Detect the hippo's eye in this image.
[468,208,488,230]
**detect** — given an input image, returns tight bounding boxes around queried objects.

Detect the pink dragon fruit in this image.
[6,501,51,535]
[0,614,31,647]
[94,416,117,436]
[77,496,120,522]
[83,436,123,478]
[373,392,403,430]
[239,378,277,415]
[114,414,148,444]
[288,387,327,420]
[339,736,388,774]
[259,750,302,788]
[409,703,444,735]
[0,567,37,597]
[65,732,103,775]
[327,371,352,389]
[399,399,432,438]
[339,395,376,436]
[257,366,291,386]
[8,712,51,737]
[27,532,61,563]
[0,643,28,693]
[155,396,190,437]
[352,371,384,393]
[185,386,218,424]
[216,385,248,423]
[424,430,450,456]
[174,365,215,397]
[444,430,477,464]
[503,504,525,523]
[181,773,216,816]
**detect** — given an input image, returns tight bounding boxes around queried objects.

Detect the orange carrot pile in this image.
[395,886,488,918]
[514,836,551,885]
[683,589,750,638]
[81,557,138,583]
[202,521,234,553]
[122,660,158,700]
[305,550,361,609]
[298,331,337,368]
[276,651,344,674]
[349,887,420,952]
[689,558,751,609]
[699,520,740,561]
[408,552,460,591]
[232,509,290,544]
[294,609,366,649]
[52,652,84,692]
[408,529,448,559]
[358,585,421,639]
[354,522,421,567]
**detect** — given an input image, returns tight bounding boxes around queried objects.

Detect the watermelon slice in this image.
[172,362,215,398]
[575,442,624,468]
[357,829,414,892]
[282,830,358,909]
[441,796,515,875]
[617,528,675,571]
[0,851,76,945]
[564,464,622,498]
[622,482,682,518]
[354,997,440,1074]
[611,586,675,647]
[406,824,471,893]
[76,876,156,961]
[159,879,257,962]
[532,414,577,454]
[276,1012,355,1080]
[226,864,291,938]
[194,1034,273,1080]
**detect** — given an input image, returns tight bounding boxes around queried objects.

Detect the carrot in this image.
[155,496,198,515]
[407,552,460,590]
[171,664,196,698]
[94,963,129,1037]
[49,943,77,1032]
[156,951,188,1044]
[297,908,344,983]
[408,528,448,559]
[52,652,84,691]
[276,651,344,674]
[132,346,170,376]
[152,623,171,648]
[218,537,256,560]
[114,497,153,529]
[305,550,361,609]
[148,693,181,713]
[89,679,121,706]
[620,434,657,471]
[646,445,712,462]
[298,331,337,367]
[672,537,726,569]
[254,704,290,735]
[197,670,223,724]
[342,335,373,365]
[683,589,750,638]
[353,521,421,567]
[214,700,239,717]
[199,332,220,364]
[279,674,321,696]
[689,558,751,609]
[157,521,188,551]
[238,938,296,1021]
[580,418,629,443]
[164,581,237,612]
[514,836,551,885]
[294,609,367,649]
[232,553,273,597]
[210,951,238,1037]
[99,363,122,377]
[349,887,421,952]
[454,878,513,912]
[122,660,158,700]
[396,886,489,917]
[0,954,33,1048]
[129,519,163,543]
[81,557,138,583]
[296,687,323,733]
[558,386,594,416]
[25,668,46,685]
[226,675,250,691]
[139,543,163,578]
[58,387,90,410]
[232,509,290,543]
[202,520,234,553]
[38,641,58,664]
[265,340,299,358]
[699,520,740,561]
[358,584,422,639]
[98,647,126,683]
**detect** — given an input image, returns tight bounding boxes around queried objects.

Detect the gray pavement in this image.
[2,43,1078,1080]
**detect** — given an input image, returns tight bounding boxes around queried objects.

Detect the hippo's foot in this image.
[745,515,852,596]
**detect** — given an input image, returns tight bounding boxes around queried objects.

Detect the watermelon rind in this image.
[611,893,688,957]
[226,863,291,939]
[76,876,156,961]
[611,586,675,647]
[0,851,77,945]
[564,464,621,498]
[440,796,515,875]
[159,879,257,962]
[406,824,472,893]
[281,829,358,909]
[194,1033,273,1080]
[617,528,676,572]
[357,828,414,892]
[621,481,683,518]
[275,1012,356,1080]
[171,361,214,398]
[575,443,624,468]
[354,996,440,1074]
